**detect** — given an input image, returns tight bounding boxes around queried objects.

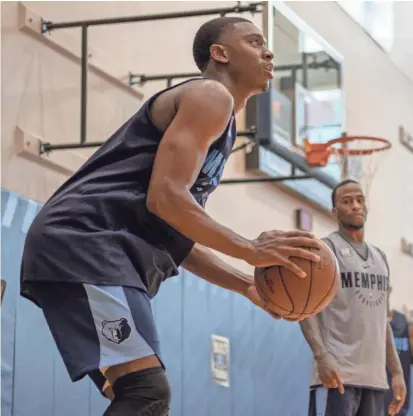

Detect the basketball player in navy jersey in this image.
[300,179,407,416]
[384,287,413,416]
[20,17,323,415]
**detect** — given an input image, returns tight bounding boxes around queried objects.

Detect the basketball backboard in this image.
[245,1,345,211]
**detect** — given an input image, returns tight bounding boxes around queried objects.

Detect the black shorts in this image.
[27,282,162,388]
[309,386,385,416]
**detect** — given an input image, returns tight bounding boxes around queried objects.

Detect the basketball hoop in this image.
[303,135,392,200]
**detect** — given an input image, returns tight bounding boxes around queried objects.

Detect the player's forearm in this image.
[386,322,403,375]
[147,182,253,262]
[299,316,328,360]
[182,243,253,296]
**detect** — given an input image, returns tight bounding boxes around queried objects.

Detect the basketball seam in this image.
[309,254,338,316]
[257,250,338,320]
[300,248,314,318]
[288,249,314,321]
[279,267,295,317]
[255,268,293,313]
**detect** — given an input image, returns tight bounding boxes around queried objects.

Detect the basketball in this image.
[254,240,340,320]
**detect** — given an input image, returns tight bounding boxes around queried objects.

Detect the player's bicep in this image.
[150,122,209,191]
[149,83,233,192]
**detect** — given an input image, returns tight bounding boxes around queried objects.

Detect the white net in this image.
[329,138,391,201]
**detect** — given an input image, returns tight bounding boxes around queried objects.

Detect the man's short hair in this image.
[331,179,360,207]
[192,16,252,72]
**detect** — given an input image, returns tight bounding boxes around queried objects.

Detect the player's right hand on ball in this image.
[316,353,345,394]
[247,230,322,277]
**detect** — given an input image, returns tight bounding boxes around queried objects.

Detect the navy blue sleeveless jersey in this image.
[21,79,237,304]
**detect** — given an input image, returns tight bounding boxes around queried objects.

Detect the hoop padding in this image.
[304,136,392,167]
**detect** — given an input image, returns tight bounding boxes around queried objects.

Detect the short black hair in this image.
[192,16,252,72]
[331,179,359,207]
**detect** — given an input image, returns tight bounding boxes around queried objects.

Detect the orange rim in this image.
[325,135,392,156]
[303,135,392,167]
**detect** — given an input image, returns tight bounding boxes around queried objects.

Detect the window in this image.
[337,1,394,53]
[299,32,324,54]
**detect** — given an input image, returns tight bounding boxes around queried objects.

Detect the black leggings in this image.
[104,367,171,416]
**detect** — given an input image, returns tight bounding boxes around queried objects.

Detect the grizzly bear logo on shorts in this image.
[101,318,132,344]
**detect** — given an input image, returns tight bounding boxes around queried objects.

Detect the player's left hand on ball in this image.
[245,285,281,320]
[388,373,407,415]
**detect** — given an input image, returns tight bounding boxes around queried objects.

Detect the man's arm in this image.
[380,248,403,375]
[299,316,344,393]
[182,244,281,319]
[386,321,407,415]
[386,321,403,376]
[299,317,328,360]
[147,81,249,260]
[377,247,402,375]
[147,80,321,273]
[182,244,252,296]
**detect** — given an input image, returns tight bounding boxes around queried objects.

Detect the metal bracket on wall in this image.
[128,58,338,90]
[129,72,201,89]
[219,174,311,185]
[38,2,263,150]
[39,130,258,154]
[36,1,312,185]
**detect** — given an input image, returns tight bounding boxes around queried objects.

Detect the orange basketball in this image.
[254,240,339,320]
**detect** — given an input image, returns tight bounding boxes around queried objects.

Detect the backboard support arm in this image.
[35,2,328,187]
[39,2,263,150]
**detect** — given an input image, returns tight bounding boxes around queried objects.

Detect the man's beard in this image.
[340,219,364,230]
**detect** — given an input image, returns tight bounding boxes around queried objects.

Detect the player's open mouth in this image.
[264,69,274,79]
[262,62,274,79]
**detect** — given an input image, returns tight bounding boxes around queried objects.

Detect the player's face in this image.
[218,22,274,93]
[333,183,367,230]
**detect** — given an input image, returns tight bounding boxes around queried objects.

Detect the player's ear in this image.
[210,44,229,65]
[331,207,338,219]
